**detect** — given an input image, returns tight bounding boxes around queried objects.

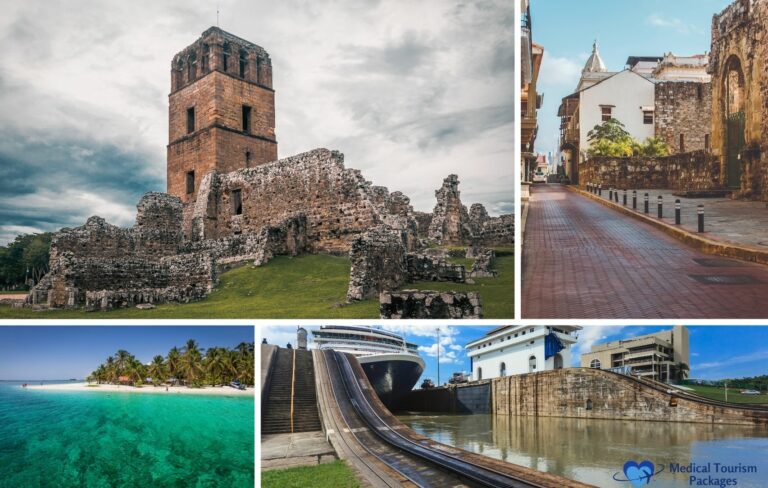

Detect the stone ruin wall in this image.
[655,81,712,154]
[492,368,768,426]
[425,175,514,247]
[29,193,309,311]
[578,152,721,191]
[710,0,768,198]
[189,149,417,254]
[379,290,482,319]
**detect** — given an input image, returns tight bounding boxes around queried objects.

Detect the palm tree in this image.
[235,342,255,386]
[148,355,167,386]
[115,350,131,377]
[105,357,116,384]
[167,347,181,385]
[181,339,203,385]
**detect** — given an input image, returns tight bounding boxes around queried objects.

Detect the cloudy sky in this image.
[0,0,513,244]
[262,325,768,385]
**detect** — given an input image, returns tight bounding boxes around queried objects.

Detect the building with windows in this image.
[521,0,544,189]
[580,325,690,383]
[466,326,581,381]
[558,43,711,183]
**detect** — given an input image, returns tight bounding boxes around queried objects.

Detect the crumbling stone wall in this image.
[579,152,721,191]
[405,254,466,283]
[655,81,712,154]
[710,0,768,198]
[492,368,768,426]
[427,175,514,247]
[428,175,473,245]
[29,194,308,311]
[412,211,433,238]
[380,290,482,319]
[469,249,497,278]
[189,148,417,254]
[346,226,407,301]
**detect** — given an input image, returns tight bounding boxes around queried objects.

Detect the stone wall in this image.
[405,254,466,283]
[710,0,768,198]
[28,194,308,311]
[379,290,482,319]
[426,175,514,246]
[655,81,712,154]
[188,148,416,254]
[346,225,407,301]
[578,151,721,190]
[492,368,768,426]
[469,249,497,278]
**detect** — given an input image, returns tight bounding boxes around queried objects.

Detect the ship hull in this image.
[358,353,424,411]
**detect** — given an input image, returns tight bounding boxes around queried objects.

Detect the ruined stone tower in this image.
[167,27,277,203]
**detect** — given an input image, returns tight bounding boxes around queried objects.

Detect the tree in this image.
[148,355,167,385]
[167,347,181,384]
[587,118,670,158]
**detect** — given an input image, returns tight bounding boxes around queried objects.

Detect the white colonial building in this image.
[465,326,581,381]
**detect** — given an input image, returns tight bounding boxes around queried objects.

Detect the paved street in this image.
[523,184,768,318]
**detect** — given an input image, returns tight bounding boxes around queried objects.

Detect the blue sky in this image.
[0,326,253,380]
[531,0,732,162]
[262,325,768,385]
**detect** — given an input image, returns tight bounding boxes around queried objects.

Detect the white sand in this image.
[25,382,254,396]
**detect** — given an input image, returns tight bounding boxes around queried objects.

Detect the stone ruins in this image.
[27,27,513,318]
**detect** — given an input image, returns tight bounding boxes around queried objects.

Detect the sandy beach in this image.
[25,382,254,396]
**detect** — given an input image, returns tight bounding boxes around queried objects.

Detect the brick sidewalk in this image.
[589,187,768,248]
[523,184,768,319]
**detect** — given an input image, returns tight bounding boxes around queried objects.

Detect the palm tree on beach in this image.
[105,357,116,383]
[148,355,167,386]
[181,339,203,385]
[167,347,181,385]
[115,350,131,377]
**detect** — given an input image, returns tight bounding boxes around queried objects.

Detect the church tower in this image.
[167,27,277,202]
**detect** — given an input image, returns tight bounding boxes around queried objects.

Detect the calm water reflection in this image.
[398,413,768,487]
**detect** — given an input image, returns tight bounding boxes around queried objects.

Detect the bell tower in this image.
[166,27,278,202]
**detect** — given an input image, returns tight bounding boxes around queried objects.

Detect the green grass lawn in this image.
[678,384,768,404]
[0,249,513,319]
[262,460,360,488]
[0,290,28,295]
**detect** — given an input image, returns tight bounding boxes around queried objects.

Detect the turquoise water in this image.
[0,381,254,487]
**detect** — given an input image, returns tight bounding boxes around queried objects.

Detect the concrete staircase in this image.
[261,348,321,434]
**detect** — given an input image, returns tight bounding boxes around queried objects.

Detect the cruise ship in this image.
[312,326,425,409]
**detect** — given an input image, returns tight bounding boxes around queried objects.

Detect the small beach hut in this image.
[118,375,131,386]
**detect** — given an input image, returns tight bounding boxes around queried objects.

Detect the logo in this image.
[612,460,665,487]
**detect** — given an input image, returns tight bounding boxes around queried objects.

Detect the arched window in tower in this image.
[201,44,210,72]
[589,359,601,369]
[175,59,184,90]
[187,54,196,82]
[245,150,251,167]
[499,362,506,377]
[239,49,248,78]
[223,42,230,72]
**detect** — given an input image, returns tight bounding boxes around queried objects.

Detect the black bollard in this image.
[644,193,649,214]
[622,189,627,206]
[598,185,602,197]
[632,190,637,210]
[657,195,663,219]
[675,199,681,225]
[698,205,704,233]
[614,190,619,203]
[609,188,613,200]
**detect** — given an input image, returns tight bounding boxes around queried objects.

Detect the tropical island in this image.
[27,339,254,395]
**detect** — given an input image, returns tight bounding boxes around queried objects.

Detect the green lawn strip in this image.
[408,253,514,318]
[262,460,360,488]
[0,248,513,319]
[679,384,768,405]
[1,290,28,295]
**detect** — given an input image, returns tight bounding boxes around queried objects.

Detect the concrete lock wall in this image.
[400,382,492,414]
[491,368,768,426]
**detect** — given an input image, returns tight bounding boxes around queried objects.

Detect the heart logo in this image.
[623,460,655,487]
